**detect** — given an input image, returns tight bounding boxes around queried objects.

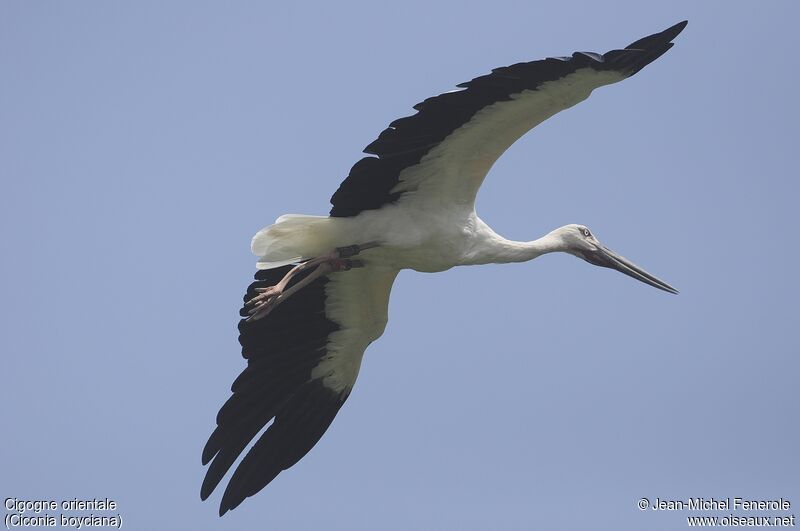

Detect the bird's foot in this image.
[245,242,378,321]
[246,285,282,313]
[245,288,288,322]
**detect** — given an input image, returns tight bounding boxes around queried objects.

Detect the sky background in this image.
[2,1,798,530]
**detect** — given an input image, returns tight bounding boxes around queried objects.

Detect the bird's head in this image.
[548,224,678,294]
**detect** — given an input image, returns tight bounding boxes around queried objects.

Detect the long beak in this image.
[582,245,679,294]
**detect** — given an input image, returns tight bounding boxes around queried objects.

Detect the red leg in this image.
[245,243,375,321]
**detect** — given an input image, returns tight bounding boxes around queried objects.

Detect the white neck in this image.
[465,229,564,265]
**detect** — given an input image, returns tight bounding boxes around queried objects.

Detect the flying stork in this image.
[201,21,686,515]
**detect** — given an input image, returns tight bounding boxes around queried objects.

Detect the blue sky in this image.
[2,1,798,529]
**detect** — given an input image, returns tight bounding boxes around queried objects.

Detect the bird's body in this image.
[255,209,505,272]
[202,21,687,516]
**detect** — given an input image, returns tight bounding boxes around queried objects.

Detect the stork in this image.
[201,21,685,515]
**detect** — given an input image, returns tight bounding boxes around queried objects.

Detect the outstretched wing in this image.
[329,21,687,217]
[201,265,398,515]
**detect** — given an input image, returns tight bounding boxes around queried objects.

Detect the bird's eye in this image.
[582,228,591,237]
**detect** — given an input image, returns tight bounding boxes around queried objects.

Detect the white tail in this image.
[251,214,335,270]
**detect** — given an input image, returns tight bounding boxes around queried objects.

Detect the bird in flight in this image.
[201,20,686,515]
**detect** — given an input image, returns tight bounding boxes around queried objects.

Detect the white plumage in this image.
[202,21,686,516]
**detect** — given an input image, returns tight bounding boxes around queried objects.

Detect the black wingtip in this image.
[626,20,688,50]
[201,427,221,466]
[219,490,244,517]
[667,20,689,39]
[609,20,688,77]
[218,478,245,516]
[200,480,213,502]
[658,20,688,43]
